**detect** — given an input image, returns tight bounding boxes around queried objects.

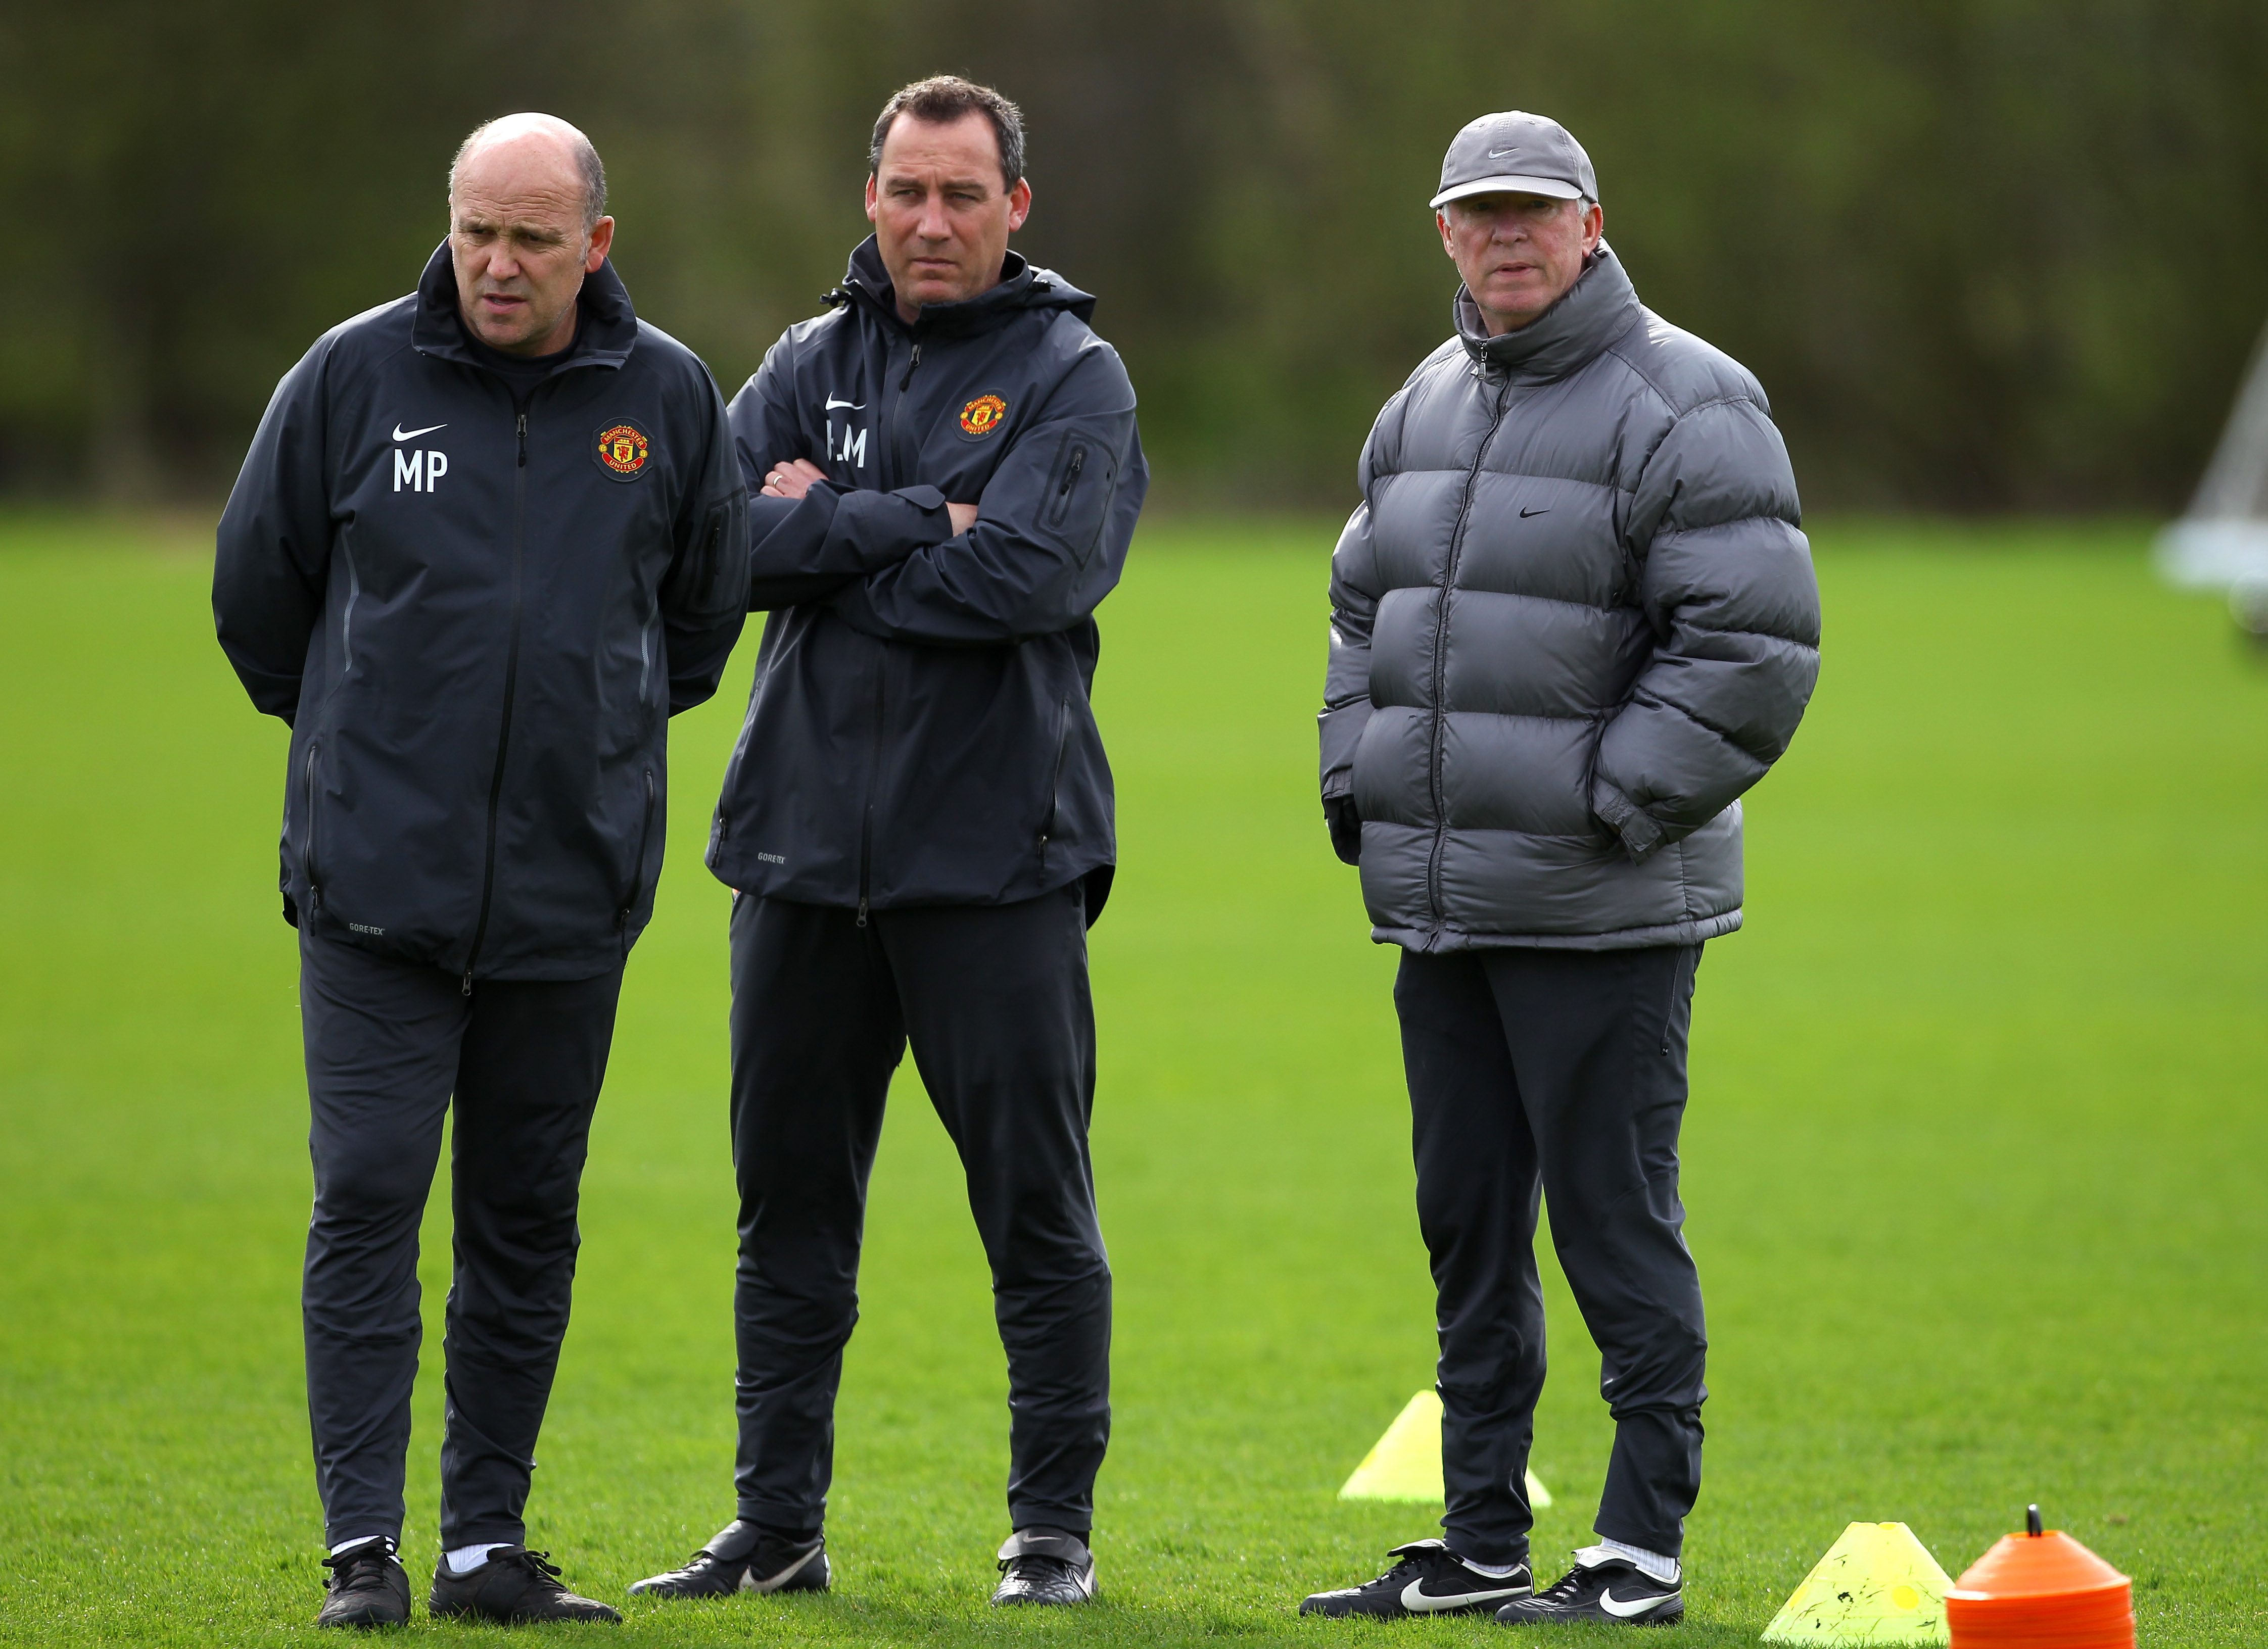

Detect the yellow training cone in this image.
[1761,1521,1955,1645]
[1336,1391,1552,1509]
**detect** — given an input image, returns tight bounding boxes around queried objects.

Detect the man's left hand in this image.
[761,458,827,500]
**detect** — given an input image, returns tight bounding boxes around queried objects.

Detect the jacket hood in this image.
[1455,240,1641,382]
[835,235,1098,333]
[410,238,640,370]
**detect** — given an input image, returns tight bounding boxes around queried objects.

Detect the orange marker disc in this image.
[1946,1509,2133,1649]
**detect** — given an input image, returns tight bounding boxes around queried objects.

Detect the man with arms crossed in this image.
[214,114,746,1628]
[1300,113,1819,1627]
[630,77,1144,1608]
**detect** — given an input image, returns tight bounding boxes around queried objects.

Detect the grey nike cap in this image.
[1431,111,1597,209]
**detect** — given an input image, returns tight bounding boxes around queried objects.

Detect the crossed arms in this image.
[730,336,1139,647]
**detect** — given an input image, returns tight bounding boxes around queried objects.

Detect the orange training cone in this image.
[1946,1505,2133,1649]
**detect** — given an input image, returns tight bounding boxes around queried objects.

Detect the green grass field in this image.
[2,514,2263,1646]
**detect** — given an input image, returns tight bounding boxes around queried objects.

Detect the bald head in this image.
[446,112,616,356]
[451,113,606,231]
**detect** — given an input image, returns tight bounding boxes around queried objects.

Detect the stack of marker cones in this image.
[1946,1507,2133,1649]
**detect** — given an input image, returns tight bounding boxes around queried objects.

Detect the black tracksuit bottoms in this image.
[1394,942,1707,1568]
[298,929,623,1550]
[726,885,1110,1538]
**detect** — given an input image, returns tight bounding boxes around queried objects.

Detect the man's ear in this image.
[584,216,615,271]
[1437,209,1457,257]
[1006,177,1033,233]
[864,174,880,224]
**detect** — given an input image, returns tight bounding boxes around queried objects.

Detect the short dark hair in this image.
[868,75,1025,191]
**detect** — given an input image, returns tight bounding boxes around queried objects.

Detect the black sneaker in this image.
[1300,1539,1534,1618]
[1495,1547,1683,1626]
[989,1527,1097,1606]
[316,1539,410,1629]
[428,1546,622,1624]
[628,1520,830,1598]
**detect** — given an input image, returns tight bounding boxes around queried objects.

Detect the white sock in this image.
[445,1542,510,1575]
[1456,1554,1525,1578]
[1594,1538,1680,1585]
[328,1535,394,1558]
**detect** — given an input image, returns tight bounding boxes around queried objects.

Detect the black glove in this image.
[1324,795,1362,866]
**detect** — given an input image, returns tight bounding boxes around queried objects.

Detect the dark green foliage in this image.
[4,3,2265,507]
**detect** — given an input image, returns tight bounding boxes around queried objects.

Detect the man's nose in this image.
[916,192,954,240]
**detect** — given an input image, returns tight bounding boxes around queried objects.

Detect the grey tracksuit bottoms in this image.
[1394,942,1707,1567]
[298,929,623,1550]
[726,885,1111,1539]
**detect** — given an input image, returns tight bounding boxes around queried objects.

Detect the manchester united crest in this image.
[594,421,651,479]
[958,394,1009,437]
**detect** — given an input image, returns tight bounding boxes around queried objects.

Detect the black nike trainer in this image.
[990,1527,1097,1606]
[629,1520,830,1599]
[1300,1539,1534,1618]
[1495,1548,1683,1626]
[427,1546,621,1624]
[315,1539,410,1629]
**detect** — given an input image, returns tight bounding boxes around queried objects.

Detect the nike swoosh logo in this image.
[1400,1579,1529,1613]
[739,1545,822,1593]
[1520,506,1549,517]
[1599,1588,1677,1618]
[392,422,446,442]
[1488,149,1522,158]
[824,398,865,410]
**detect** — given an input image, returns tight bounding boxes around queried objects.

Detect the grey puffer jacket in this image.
[1319,244,1820,952]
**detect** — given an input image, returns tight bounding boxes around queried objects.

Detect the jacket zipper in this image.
[462,405,531,993]
[1425,374,1515,928]
[302,742,323,913]
[853,324,919,928]
[1038,699,1071,864]
[856,654,885,927]
[619,767,657,940]
[1048,444,1088,528]
[878,333,921,492]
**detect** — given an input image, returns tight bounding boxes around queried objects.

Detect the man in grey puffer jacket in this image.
[1300,114,1819,1629]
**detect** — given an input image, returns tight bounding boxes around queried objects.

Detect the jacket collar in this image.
[1455,241,1641,381]
[410,238,639,372]
[833,235,1098,334]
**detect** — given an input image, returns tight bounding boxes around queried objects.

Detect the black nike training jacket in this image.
[214,243,748,981]
[706,237,1147,919]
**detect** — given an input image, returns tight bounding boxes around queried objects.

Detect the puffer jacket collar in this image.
[409,238,640,372]
[1455,240,1642,383]
[830,234,1098,335]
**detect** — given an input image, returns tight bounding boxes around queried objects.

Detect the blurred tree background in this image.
[3,0,2263,511]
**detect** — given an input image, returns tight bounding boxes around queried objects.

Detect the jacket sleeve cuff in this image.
[829,486,952,571]
[1590,775,1665,864]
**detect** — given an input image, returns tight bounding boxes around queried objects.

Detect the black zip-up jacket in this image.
[214,243,748,981]
[707,238,1147,918]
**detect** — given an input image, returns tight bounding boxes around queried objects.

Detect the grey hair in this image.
[449,116,608,233]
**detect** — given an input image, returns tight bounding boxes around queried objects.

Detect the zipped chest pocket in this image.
[1045,432,1114,563]
[1048,444,1088,528]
